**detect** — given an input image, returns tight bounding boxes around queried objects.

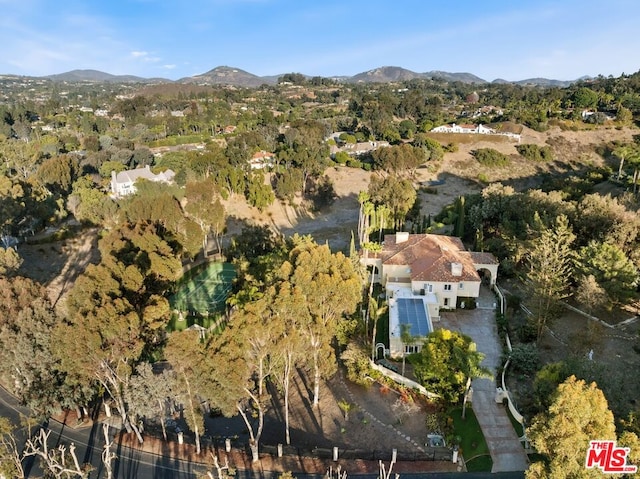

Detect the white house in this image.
[431,122,521,141]
[362,232,499,358]
[249,150,276,170]
[110,165,176,197]
[431,123,496,134]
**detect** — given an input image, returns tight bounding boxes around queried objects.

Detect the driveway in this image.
[436,286,529,473]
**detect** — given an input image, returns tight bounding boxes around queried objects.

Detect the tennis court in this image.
[169,262,236,317]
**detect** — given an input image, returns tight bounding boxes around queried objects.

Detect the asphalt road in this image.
[0,385,210,478]
[0,385,524,479]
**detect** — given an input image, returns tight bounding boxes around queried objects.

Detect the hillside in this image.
[45,69,160,83]
[349,66,425,83]
[178,65,271,87]
[36,66,583,87]
[222,126,636,252]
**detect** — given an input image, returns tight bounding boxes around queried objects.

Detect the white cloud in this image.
[163,64,176,69]
[131,51,149,58]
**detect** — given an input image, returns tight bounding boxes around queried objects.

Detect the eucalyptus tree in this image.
[164,330,209,454]
[53,221,182,443]
[280,239,362,407]
[270,282,308,444]
[185,179,226,256]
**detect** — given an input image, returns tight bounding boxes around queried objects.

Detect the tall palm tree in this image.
[613,144,632,180]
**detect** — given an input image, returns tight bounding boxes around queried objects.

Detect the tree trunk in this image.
[618,157,625,180]
[102,423,115,479]
[371,319,378,361]
[237,392,264,464]
[158,399,167,441]
[195,425,201,455]
[284,352,292,445]
[130,419,144,445]
[313,349,321,407]
[249,442,259,463]
[114,392,144,444]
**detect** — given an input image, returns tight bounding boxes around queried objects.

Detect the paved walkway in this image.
[437,286,529,473]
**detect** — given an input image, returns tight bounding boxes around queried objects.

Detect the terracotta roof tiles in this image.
[378,233,494,283]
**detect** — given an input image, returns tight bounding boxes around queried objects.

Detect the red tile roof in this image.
[378,234,493,283]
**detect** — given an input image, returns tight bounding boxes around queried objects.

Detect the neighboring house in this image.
[329,140,390,158]
[431,123,495,134]
[363,232,499,358]
[111,165,176,197]
[431,122,521,141]
[249,150,276,170]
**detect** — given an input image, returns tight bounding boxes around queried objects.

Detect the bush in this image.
[518,320,538,343]
[495,312,508,341]
[509,343,540,376]
[506,294,522,311]
[341,343,374,386]
[334,151,349,165]
[339,132,357,144]
[516,144,554,162]
[472,148,510,167]
[346,158,363,169]
[444,142,459,153]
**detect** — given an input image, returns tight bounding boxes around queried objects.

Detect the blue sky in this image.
[0,0,638,81]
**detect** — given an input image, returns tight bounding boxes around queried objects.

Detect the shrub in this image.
[444,142,459,153]
[518,320,538,343]
[509,343,540,376]
[516,144,554,162]
[340,343,373,386]
[334,151,349,165]
[506,294,522,311]
[339,132,357,144]
[472,148,510,167]
[346,158,363,169]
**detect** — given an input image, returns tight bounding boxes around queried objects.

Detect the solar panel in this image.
[397,298,431,337]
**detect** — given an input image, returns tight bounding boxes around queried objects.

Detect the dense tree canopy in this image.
[527,376,616,479]
[411,329,491,403]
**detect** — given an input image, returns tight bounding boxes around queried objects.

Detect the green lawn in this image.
[166,312,225,332]
[449,406,492,472]
[169,262,236,316]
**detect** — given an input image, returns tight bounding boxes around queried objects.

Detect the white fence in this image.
[493,284,526,438]
[369,360,440,399]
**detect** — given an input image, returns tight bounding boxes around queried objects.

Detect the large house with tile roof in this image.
[110,165,175,197]
[363,232,499,357]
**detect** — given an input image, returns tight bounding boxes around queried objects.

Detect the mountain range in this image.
[26,65,584,88]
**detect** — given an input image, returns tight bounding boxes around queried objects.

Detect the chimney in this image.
[396,232,409,244]
[451,262,463,276]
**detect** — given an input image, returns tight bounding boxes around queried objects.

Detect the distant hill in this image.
[33,66,586,88]
[514,77,576,87]
[45,69,164,83]
[349,66,424,83]
[423,70,487,83]
[178,66,275,87]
